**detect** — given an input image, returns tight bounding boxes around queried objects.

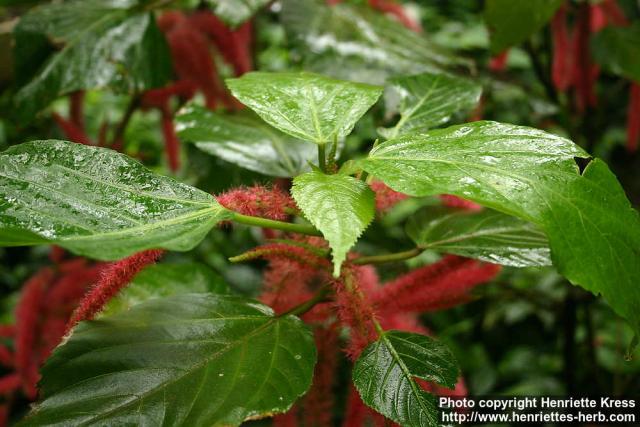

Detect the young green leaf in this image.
[22,294,316,426]
[280,0,469,84]
[380,72,482,139]
[353,331,459,427]
[175,104,316,177]
[101,263,229,316]
[484,0,563,54]
[0,140,231,259]
[203,0,270,28]
[226,71,383,145]
[291,171,375,276]
[592,23,640,82]
[13,0,171,120]
[406,207,551,267]
[359,121,640,332]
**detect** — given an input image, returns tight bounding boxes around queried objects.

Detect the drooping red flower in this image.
[334,266,380,359]
[372,255,501,314]
[14,267,52,399]
[301,325,340,427]
[189,11,254,77]
[551,5,573,92]
[489,50,509,72]
[573,3,597,112]
[368,0,422,32]
[66,250,163,332]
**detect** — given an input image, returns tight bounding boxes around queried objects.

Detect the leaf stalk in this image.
[231,212,322,236]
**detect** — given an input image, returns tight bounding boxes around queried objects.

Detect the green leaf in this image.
[280,0,469,85]
[406,207,551,267]
[0,140,231,260]
[592,23,640,82]
[101,263,229,316]
[359,121,640,332]
[13,0,171,119]
[175,104,316,177]
[484,0,563,54]
[226,71,383,145]
[22,294,316,426]
[380,72,482,139]
[353,331,459,427]
[291,171,375,276]
[204,0,270,28]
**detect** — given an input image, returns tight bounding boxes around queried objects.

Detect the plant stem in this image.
[279,286,332,317]
[318,143,327,172]
[352,247,423,265]
[523,40,558,104]
[112,95,140,148]
[231,212,322,236]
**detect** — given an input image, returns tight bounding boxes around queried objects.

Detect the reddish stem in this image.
[627,83,640,153]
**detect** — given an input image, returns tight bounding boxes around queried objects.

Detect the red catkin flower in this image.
[370,180,408,213]
[368,0,422,32]
[260,258,317,315]
[66,250,163,332]
[15,267,53,399]
[272,411,298,427]
[0,345,12,368]
[440,194,482,211]
[0,374,21,395]
[573,3,597,112]
[301,325,340,427]
[551,5,573,92]
[334,266,380,359]
[343,386,368,426]
[373,255,501,314]
[52,112,93,146]
[217,185,297,221]
[627,83,640,153]
[160,12,226,110]
[489,50,509,72]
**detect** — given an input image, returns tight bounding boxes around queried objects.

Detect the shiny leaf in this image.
[280,0,468,85]
[484,0,563,54]
[0,140,231,259]
[353,331,459,427]
[291,171,375,276]
[13,0,171,119]
[380,72,482,139]
[592,23,640,82]
[175,104,316,177]
[226,71,382,145]
[102,263,229,316]
[360,121,640,332]
[406,207,551,267]
[204,0,270,28]
[23,294,316,426]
